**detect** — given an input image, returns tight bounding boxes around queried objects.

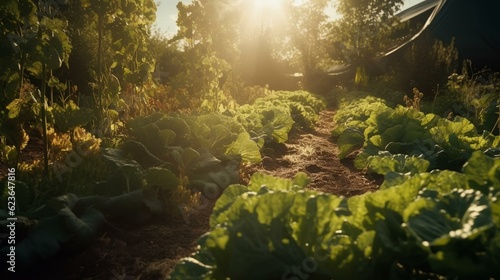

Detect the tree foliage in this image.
[168,0,335,96]
[168,1,231,110]
[333,0,404,66]
[284,0,331,76]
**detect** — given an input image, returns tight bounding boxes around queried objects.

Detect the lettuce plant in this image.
[169,152,500,279]
[334,96,500,171]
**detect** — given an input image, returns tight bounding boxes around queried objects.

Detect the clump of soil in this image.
[20,109,381,279]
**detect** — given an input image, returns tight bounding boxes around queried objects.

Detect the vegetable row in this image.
[0,90,326,269]
[169,96,500,279]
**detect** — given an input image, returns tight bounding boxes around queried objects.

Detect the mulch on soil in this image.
[242,110,381,196]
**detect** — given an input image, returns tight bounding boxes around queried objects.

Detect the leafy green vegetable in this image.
[263,107,295,143]
[405,189,493,246]
[101,164,144,195]
[404,188,495,278]
[101,190,162,224]
[462,151,500,194]
[144,167,179,190]
[247,172,309,192]
[121,140,164,168]
[337,127,364,159]
[333,96,500,171]
[191,113,245,156]
[332,96,389,138]
[60,206,106,250]
[366,152,430,175]
[0,187,163,269]
[231,90,325,146]
[170,158,500,279]
[225,132,261,164]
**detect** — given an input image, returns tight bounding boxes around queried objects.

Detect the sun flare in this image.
[242,0,339,35]
[251,0,283,11]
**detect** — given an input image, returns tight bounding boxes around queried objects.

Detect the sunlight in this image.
[325,0,342,21]
[252,0,282,10]
[244,0,287,30]
[292,0,305,6]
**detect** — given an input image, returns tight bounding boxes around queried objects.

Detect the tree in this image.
[169,0,242,111]
[333,0,404,83]
[284,0,331,76]
[171,0,337,96]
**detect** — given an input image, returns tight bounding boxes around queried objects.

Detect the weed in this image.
[404,88,424,111]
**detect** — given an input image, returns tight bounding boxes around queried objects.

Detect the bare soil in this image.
[242,110,382,196]
[9,109,382,280]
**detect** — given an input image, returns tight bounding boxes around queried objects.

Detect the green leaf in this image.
[135,122,166,154]
[192,113,245,156]
[42,43,62,70]
[1,214,68,267]
[430,117,477,143]
[247,172,303,192]
[157,116,191,138]
[102,147,141,169]
[52,101,93,132]
[60,206,105,249]
[102,190,158,224]
[202,124,231,149]
[190,149,221,172]
[293,172,310,189]
[159,129,177,145]
[378,124,404,148]
[144,167,179,190]
[337,127,365,159]
[462,151,498,193]
[263,108,294,143]
[366,153,430,175]
[0,204,104,267]
[127,112,165,132]
[6,98,23,119]
[210,184,249,228]
[225,132,261,164]
[405,189,493,246]
[103,164,144,195]
[121,140,164,168]
[428,250,490,278]
[170,147,200,171]
[380,172,411,189]
[168,256,215,279]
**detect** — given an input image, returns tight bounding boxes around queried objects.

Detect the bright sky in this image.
[154,0,426,38]
[153,0,190,37]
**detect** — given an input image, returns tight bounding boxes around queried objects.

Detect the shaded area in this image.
[383,0,500,71]
[28,200,214,280]
[329,0,500,77]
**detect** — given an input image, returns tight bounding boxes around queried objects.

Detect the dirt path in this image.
[243,110,381,196]
[31,109,381,280]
